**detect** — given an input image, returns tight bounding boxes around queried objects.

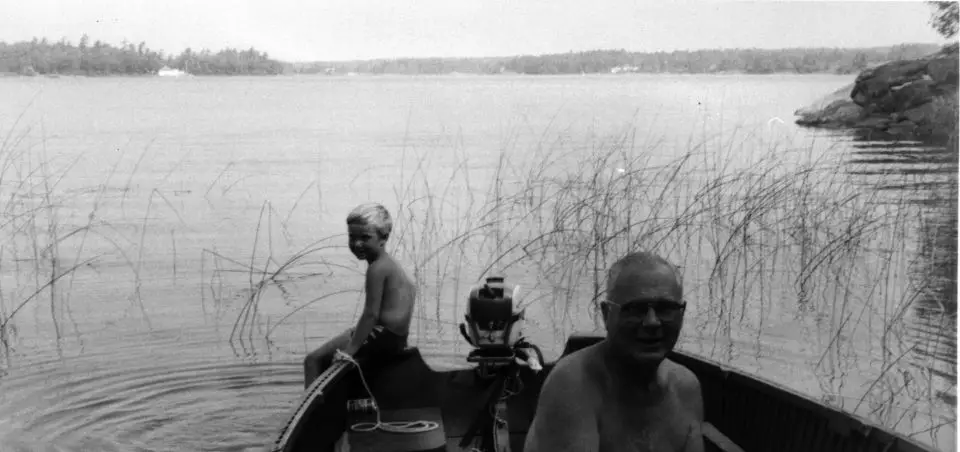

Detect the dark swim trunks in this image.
[355,325,408,357]
[309,325,410,376]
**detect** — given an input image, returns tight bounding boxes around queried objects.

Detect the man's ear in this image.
[599,302,613,333]
[600,301,610,322]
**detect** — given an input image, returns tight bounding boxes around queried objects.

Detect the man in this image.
[524,251,704,452]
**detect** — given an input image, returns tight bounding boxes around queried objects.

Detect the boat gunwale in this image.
[272,334,947,452]
[271,360,354,452]
[668,346,945,452]
[567,333,945,452]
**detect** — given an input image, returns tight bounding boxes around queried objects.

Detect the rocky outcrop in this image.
[795,54,958,138]
[794,83,864,128]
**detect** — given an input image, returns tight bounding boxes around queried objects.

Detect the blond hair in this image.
[346,203,393,239]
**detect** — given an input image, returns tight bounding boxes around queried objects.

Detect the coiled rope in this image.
[334,350,440,434]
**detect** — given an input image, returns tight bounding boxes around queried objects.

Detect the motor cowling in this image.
[461,276,524,353]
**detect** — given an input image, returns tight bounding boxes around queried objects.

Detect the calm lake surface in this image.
[0,74,955,451]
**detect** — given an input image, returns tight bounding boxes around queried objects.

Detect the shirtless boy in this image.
[525,251,704,452]
[303,203,417,388]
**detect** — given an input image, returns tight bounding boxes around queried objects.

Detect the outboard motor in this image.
[457,277,544,452]
[460,276,541,378]
[462,276,523,352]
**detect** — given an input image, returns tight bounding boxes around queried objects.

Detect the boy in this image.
[303,203,417,388]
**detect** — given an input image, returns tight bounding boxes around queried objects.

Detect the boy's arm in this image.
[342,261,386,356]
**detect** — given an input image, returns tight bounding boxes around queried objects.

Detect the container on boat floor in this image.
[344,407,446,452]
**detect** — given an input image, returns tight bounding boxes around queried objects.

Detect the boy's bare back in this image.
[367,253,416,337]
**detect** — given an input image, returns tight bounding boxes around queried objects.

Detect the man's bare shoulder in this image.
[662,358,698,383]
[663,358,703,418]
[547,342,606,391]
[527,343,605,452]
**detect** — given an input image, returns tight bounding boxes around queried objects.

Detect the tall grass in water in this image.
[0,111,100,357]
[235,124,954,446]
[0,115,190,359]
[0,110,953,448]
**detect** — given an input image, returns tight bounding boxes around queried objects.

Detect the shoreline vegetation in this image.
[0,36,284,76]
[0,36,944,77]
[291,44,944,76]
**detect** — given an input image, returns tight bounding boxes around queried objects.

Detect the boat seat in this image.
[703,422,746,452]
[561,333,603,357]
[354,346,420,371]
[445,436,526,452]
[345,346,441,409]
[345,407,446,452]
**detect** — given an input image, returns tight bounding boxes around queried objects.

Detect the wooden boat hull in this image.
[269,334,940,452]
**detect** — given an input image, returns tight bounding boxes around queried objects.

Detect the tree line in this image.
[928,1,959,54]
[302,2,954,76]
[293,44,943,76]
[0,35,283,76]
[3,2,954,77]
[1,37,947,77]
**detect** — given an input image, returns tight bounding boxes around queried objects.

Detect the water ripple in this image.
[0,327,305,452]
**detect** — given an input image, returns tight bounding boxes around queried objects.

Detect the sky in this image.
[0,0,948,62]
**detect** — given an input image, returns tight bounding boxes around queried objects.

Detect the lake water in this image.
[0,74,955,451]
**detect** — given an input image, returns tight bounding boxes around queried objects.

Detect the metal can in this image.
[346,398,378,414]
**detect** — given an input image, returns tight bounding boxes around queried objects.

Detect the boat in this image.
[268,277,940,452]
[157,66,187,77]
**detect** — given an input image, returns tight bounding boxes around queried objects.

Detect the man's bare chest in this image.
[598,392,696,452]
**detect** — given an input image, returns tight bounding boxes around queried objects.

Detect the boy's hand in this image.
[341,344,360,357]
[334,349,355,362]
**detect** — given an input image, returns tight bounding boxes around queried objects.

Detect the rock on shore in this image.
[795,54,958,138]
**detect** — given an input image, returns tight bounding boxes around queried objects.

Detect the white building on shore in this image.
[158,66,187,77]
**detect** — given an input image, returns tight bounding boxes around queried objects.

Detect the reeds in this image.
[293,123,954,442]
[242,121,956,446]
[0,109,954,447]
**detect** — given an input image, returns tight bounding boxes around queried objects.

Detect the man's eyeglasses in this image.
[602,300,686,321]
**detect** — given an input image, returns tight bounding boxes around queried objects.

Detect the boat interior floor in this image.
[337,349,541,452]
[342,407,527,452]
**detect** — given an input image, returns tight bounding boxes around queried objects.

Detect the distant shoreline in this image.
[1,37,945,78]
[0,71,874,79]
[286,43,945,76]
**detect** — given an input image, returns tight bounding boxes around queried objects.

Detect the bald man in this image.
[525,252,704,452]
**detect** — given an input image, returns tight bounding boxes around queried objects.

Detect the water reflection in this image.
[909,195,957,407]
[846,132,958,412]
